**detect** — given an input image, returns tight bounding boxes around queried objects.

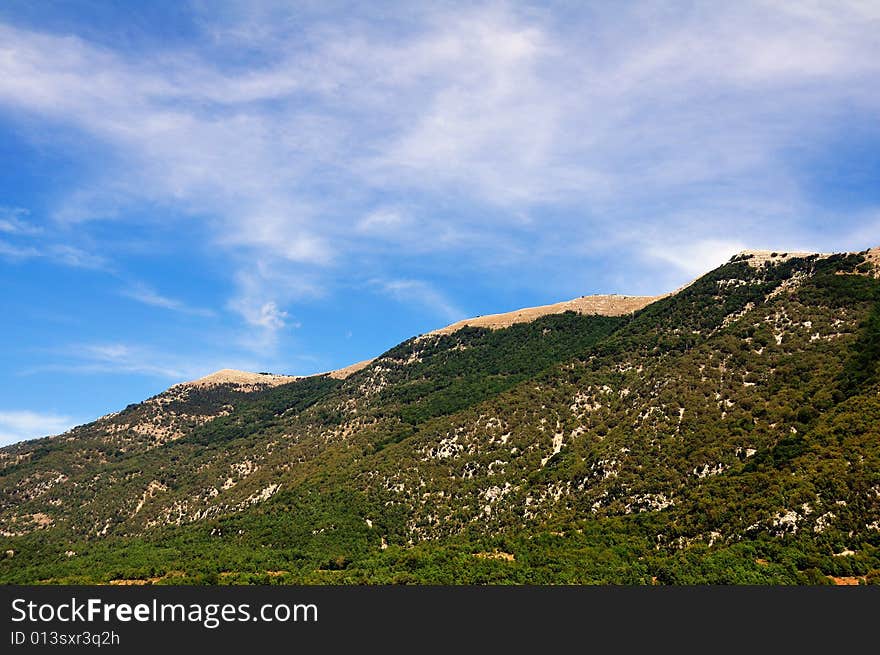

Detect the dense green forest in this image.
[1,250,879,584]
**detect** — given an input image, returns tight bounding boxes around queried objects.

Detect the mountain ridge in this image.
[171,293,660,401]
[174,246,880,407]
[2,245,879,584]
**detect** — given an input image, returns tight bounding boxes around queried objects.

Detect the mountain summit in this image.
[425,294,659,336]
[177,369,301,390]
[2,247,879,584]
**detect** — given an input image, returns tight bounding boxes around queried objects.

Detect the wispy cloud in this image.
[223,261,316,353]
[0,240,108,269]
[0,207,41,235]
[643,238,750,278]
[0,410,79,447]
[50,244,109,270]
[227,298,296,354]
[69,343,196,380]
[122,283,214,316]
[356,207,410,235]
[0,240,41,260]
[24,344,201,381]
[0,2,878,310]
[24,341,285,384]
[374,278,464,322]
[0,206,108,269]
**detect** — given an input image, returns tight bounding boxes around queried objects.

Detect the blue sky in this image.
[1,1,879,445]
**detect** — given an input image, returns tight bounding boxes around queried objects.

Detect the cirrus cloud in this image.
[0,1,878,319]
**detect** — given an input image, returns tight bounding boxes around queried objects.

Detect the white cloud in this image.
[0,207,40,235]
[74,343,195,379]
[227,299,296,354]
[253,302,289,330]
[357,208,409,234]
[27,343,211,381]
[0,3,878,313]
[0,410,79,447]
[225,262,312,353]
[365,10,581,205]
[49,244,109,270]
[122,283,214,316]
[0,205,108,268]
[0,241,108,269]
[644,238,749,277]
[0,25,334,279]
[0,240,41,260]
[375,278,464,322]
[26,341,280,384]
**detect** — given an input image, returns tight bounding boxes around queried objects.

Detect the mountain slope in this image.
[1,248,879,584]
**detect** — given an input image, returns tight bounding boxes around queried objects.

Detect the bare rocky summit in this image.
[176,369,300,391]
[425,294,659,337]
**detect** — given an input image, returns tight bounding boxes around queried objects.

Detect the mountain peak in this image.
[176,369,300,390]
[732,249,825,267]
[731,246,880,271]
[424,294,659,337]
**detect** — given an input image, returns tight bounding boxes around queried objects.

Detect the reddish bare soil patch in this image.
[830,576,864,586]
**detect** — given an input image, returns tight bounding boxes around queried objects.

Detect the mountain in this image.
[2,247,879,584]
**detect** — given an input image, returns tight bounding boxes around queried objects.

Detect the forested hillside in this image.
[2,249,879,584]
